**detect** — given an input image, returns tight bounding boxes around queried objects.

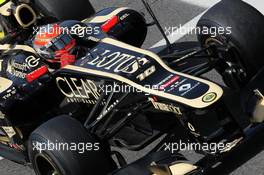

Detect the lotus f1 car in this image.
[0,0,264,175]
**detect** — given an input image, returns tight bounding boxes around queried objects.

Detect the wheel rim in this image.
[205,37,248,87]
[35,153,61,175]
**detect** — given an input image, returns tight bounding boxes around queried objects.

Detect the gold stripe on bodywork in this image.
[0,136,10,142]
[0,31,4,39]
[0,0,6,5]
[0,77,12,93]
[152,163,197,175]
[0,44,36,54]
[0,1,12,16]
[169,163,197,175]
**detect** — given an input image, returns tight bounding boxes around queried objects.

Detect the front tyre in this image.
[197,0,264,88]
[28,116,116,175]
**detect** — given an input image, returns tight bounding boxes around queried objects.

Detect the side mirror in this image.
[0,1,36,28]
[14,3,37,28]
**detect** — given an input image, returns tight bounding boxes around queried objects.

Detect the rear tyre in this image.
[28,116,116,175]
[33,0,95,21]
[197,0,264,88]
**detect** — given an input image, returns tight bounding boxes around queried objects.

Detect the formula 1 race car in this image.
[0,0,264,175]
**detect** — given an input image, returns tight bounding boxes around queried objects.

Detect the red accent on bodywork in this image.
[101,15,119,33]
[26,66,48,83]
[55,39,76,67]
[60,53,76,68]
[160,76,180,90]
[55,39,76,57]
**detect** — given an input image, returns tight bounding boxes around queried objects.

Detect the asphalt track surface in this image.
[1,0,264,174]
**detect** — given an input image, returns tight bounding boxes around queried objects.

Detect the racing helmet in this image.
[33,23,76,67]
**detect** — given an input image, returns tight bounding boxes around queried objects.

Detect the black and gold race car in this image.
[0,0,264,175]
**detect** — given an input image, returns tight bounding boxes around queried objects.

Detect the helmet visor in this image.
[47,34,73,52]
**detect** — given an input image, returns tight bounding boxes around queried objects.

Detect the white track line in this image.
[180,0,264,16]
[151,12,206,48]
[151,0,220,49]
[179,0,220,8]
[151,0,262,49]
[243,0,264,15]
[0,157,3,160]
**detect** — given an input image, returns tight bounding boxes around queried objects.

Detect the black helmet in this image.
[33,23,77,67]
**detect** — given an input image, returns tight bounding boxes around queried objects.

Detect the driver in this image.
[33,23,77,68]
[32,21,101,68]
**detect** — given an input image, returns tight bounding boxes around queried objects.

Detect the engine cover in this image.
[84,7,147,47]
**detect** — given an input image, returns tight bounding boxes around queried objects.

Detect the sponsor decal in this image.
[2,126,16,138]
[202,92,217,103]
[155,74,174,87]
[25,56,40,68]
[179,82,200,96]
[8,60,27,78]
[166,78,187,93]
[159,77,201,98]
[149,98,182,115]
[160,75,180,90]
[96,100,120,120]
[86,49,150,74]
[7,56,41,78]
[11,55,40,71]
[120,13,130,20]
[11,61,28,71]
[87,36,100,42]
[179,84,192,92]
[187,123,200,137]
[2,87,16,100]
[137,65,156,81]
[188,123,195,131]
[220,137,243,153]
[9,69,26,78]
[56,77,100,104]
[158,76,202,98]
